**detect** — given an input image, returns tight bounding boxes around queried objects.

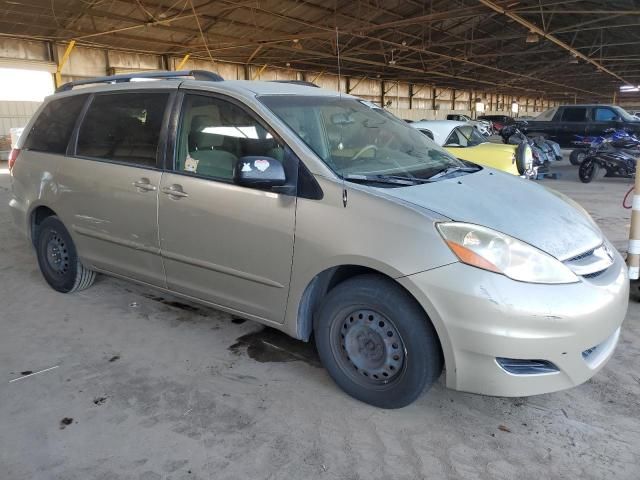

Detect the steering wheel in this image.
[351,144,378,161]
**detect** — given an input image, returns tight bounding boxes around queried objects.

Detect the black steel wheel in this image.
[35,216,96,293]
[333,308,406,385]
[314,274,443,408]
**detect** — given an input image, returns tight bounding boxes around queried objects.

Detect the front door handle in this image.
[133,178,157,192]
[161,184,189,199]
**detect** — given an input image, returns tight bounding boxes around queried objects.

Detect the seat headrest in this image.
[190,114,225,149]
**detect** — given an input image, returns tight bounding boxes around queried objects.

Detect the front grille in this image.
[566,249,596,262]
[563,243,614,277]
[496,358,559,375]
[583,270,607,279]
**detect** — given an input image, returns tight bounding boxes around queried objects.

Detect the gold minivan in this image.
[9,71,628,408]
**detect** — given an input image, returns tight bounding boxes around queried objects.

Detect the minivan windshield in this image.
[260,95,471,182]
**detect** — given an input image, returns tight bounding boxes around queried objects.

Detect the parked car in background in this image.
[9,70,628,409]
[477,114,515,133]
[445,113,492,136]
[412,120,533,177]
[521,105,640,147]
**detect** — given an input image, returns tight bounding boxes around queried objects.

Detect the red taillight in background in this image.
[8,148,20,171]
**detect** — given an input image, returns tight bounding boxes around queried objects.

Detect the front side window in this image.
[76,92,169,167]
[23,95,86,154]
[260,95,466,181]
[444,126,485,147]
[561,107,587,122]
[176,94,283,181]
[594,108,618,122]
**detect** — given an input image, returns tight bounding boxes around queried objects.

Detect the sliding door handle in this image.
[161,185,189,199]
[133,178,157,192]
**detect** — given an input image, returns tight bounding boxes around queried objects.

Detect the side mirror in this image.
[235,156,287,190]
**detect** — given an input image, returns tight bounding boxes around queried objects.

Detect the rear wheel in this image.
[570,149,587,165]
[35,216,96,293]
[314,274,443,409]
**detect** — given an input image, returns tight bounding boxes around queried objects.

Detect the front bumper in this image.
[398,251,628,397]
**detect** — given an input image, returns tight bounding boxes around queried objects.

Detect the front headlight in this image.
[437,222,579,284]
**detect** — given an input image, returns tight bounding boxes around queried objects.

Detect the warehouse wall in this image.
[0,37,560,133]
[0,101,39,135]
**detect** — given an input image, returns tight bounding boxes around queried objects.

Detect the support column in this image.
[54,40,76,88]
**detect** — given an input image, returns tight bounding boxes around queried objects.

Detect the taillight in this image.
[8,148,20,171]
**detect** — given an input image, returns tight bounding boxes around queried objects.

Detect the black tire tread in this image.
[314,274,443,409]
[36,216,96,293]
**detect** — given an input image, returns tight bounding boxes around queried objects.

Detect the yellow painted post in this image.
[176,54,190,70]
[311,70,325,83]
[252,64,268,80]
[55,40,76,88]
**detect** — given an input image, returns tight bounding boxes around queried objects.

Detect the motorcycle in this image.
[578,130,640,183]
[500,122,562,171]
[571,129,640,165]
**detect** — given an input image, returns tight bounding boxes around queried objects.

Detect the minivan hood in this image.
[381,169,602,260]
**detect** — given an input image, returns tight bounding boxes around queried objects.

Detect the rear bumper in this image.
[398,251,628,397]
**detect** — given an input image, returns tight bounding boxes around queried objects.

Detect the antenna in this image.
[336,26,347,208]
[336,27,342,97]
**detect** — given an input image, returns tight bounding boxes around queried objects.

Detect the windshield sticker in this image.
[254,159,270,172]
[241,162,252,172]
[184,155,199,173]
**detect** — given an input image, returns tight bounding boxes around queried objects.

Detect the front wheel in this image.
[579,159,601,183]
[35,216,96,293]
[314,274,443,408]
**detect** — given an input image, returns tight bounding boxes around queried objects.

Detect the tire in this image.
[578,159,603,183]
[570,149,587,165]
[313,274,443,409]
[515,143,528,175]
[35,216,96,293]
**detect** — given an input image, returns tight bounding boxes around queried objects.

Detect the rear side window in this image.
[561,107,587,122]
[23,95,86,154]
[76,92,169,167]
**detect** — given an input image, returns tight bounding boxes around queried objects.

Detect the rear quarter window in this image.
[23,95,87,154]
[76,92,169,167]
[561,107,587,122]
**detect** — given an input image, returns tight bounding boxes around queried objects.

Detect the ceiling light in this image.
[526,32,539,43]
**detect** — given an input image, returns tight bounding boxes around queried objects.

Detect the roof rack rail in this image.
[269,80,320,88]
[56,69,224,93]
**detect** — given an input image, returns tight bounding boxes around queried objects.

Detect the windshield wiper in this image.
[345,174,429,186]
[426,165,480,181]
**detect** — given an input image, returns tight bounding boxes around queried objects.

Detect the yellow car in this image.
[412,120,534,177]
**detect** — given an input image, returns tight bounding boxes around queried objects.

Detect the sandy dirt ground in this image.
[0,157,639,480]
